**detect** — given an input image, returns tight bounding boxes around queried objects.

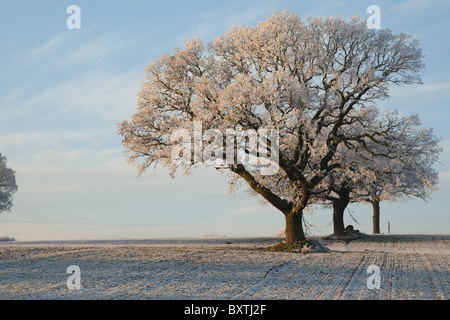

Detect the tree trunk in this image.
[285,211,306,244]
[333,201,346,236]
[372,200,380,234]
[332,186,350,236]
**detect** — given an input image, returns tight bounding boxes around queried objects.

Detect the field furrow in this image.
[0,234,448,300]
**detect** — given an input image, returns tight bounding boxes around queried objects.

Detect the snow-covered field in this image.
[0,234,448,300]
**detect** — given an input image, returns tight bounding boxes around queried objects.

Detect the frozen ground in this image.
[0,234,449,300]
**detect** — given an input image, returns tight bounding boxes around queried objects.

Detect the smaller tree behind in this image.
[0,154,18,213]
[314,110,441,236]
[353,112,441,234]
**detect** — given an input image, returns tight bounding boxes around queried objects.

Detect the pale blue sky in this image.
[0,0,449,241]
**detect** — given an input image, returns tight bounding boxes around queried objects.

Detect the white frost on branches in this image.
[118,11,437,242]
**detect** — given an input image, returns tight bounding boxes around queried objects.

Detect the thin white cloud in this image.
[0,129,120,172]
[23,33,69,63]
[12,31,137,73]
[417,81,450,93]
[225,205,274,217]
[0,129,108,147]
[439,171,450,181]
[7,69,142,123]
[64,33,136,65]
[385,79,450,104]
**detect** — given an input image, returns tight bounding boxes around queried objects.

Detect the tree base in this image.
[325,226,366,241]
[268,237,329,253]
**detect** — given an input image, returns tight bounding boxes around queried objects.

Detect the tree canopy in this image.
[0,153,18,214]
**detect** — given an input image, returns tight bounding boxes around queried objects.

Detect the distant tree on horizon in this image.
[0,153,18,214]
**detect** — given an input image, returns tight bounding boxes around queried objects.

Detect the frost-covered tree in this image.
[355,112,441,234]
[0,154,18,213]
[311,106,380,236]
[119,11,424,244]
[315,111,441,236]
